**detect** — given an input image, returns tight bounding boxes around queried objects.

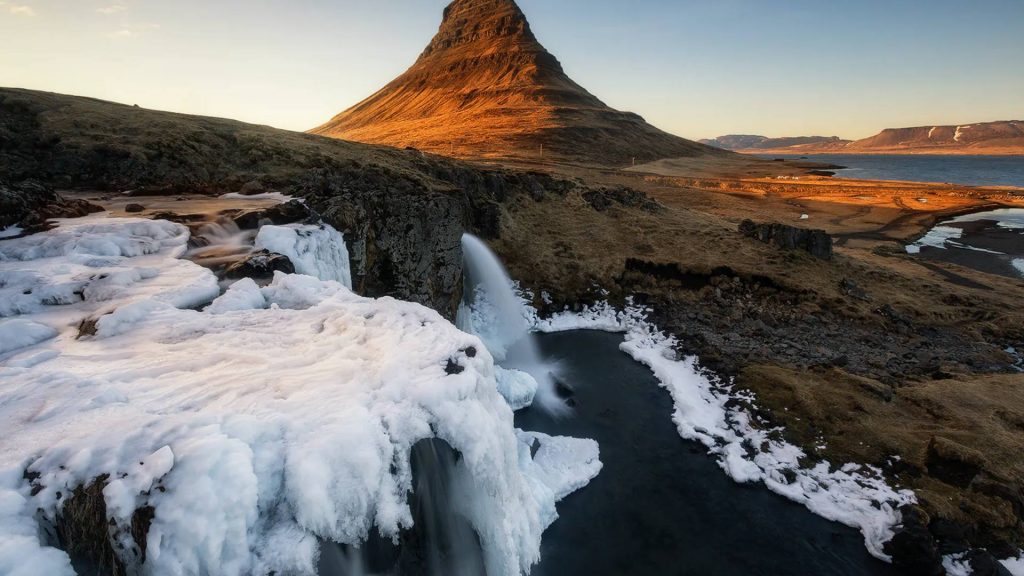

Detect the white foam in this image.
[0,225,22,239]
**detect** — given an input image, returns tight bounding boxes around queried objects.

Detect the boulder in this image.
[1,179,102,231]
[739,219,833,260]
[232,199,312,229]
[124,203,145,213]
[223,250,295,281]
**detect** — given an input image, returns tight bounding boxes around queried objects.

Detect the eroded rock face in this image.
[739,219,834,260]
[0,179,102,232]
[304,174,467,317]
[232,199,312,229]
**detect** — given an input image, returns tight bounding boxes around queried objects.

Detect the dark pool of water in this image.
[763,154,1024,188]
[518,330,905,576]
[908,208,1024,280]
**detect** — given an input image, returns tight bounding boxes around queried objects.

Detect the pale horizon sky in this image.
[1,0,1021,140]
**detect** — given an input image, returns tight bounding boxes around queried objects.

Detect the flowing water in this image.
[458,234,568,415]
[517,330,904,576]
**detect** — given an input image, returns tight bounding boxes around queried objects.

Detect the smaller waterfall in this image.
[459,234,568,415]
[185,217,258,269]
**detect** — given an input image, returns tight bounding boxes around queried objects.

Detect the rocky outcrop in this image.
[232,199,313,229]
[739,219,833,260]
[223,250,296,281]
[0,179,102,232]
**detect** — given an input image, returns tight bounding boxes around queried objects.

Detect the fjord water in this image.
[767,154,1024,187]
[517,331,902,576]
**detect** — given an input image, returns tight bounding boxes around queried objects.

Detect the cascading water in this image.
[458,234,568,415]
[317,439,486,576]
[185,216,258,269]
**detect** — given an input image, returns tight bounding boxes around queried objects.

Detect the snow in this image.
[0,216,599,576]
[906,225,963,254]
[255,223,352,289]
[943,553,971,576]
[928,126,938,139]
[954,125,971,142]
[515,432,601,528]
[495,366,539,410]
[0,319,58,355]
[535,300,917,561]
[0,225,22,239]
[1003,554,1024,576]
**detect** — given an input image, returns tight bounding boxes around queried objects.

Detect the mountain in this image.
[843,120,1024,154]
[701,135,850,152]
[703,121,1024,155]
[311,0,725,166]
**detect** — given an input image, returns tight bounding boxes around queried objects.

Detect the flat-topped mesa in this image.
[311,0,725,166]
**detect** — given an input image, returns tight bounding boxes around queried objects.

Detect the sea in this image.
[762,154,1024,188]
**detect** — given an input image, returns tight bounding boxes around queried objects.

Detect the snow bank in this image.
[0,319,58,354]
[255,223,352,289]
[535,300,917,561]
[495,367,539,410]
[0,216,598,576]
[1003,554,1024,576]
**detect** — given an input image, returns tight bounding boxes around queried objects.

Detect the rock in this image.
[124,203,145,213]
[232,199,313,229]
[582,187,662,213]
[1,179,103,231]
[966,550,1014,576]
[738,219,833,260]
[926,436,986,488]
[884,506,944,576]
[839,278,872,301]
[223,250,295,281]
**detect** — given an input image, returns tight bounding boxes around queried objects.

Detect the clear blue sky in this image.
[1,0,1021,139]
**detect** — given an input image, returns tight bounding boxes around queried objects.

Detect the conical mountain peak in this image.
[311,0,721,165]
[420,0,538,60]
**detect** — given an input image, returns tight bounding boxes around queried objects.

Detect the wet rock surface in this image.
[223,249,295,281]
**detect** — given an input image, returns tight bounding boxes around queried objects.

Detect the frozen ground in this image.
[0,216,599,576]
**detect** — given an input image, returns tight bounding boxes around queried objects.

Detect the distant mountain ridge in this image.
[703,120,1024,155]
[311,0,726,166]
[700,135,849,152]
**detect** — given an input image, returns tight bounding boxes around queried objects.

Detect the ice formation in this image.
[534,301,919,561]
[0,217,600,576]
[255,223,352,288]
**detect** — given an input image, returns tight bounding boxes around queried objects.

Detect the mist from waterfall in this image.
[458,234,568,415]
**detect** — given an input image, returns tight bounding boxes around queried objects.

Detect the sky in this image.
[1,0,1022,140]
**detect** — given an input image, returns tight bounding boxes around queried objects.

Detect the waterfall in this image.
[458,234,568,415]
[318,440,486,576]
